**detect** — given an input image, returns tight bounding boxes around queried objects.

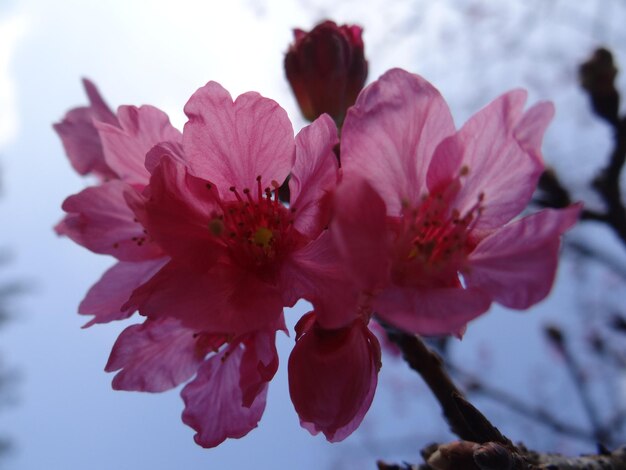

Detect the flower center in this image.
[205,176,298,274]
[392,176,483,287]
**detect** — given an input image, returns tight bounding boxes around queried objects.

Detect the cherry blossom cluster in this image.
[54,22,580,448]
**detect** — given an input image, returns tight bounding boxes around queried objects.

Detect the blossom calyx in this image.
[285,20,368,127]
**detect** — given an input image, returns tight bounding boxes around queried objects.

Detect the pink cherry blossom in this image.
[56,79,348,447]
[119,83,346,445]
[123,84,343,336]
[333,68,581,336]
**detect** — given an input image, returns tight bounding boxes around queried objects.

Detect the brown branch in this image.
[379,442,626,470]
[380,327,626,469]
[383,325,514,447]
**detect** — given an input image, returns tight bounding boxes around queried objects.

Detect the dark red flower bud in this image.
[579,48,620,125]
[285,20,368,127]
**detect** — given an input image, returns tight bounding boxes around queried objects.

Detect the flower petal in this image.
[466,205,581,309]
[444,90,550,229]
[79,258,168,327]
[125,260,284,336]
[288,316,381,442]
[183,81,294,196]
[97,105,182,186]
[53,79,118,179]
[105,317,209,392]
[374,286,492,336]
[239,329,280,407]
[129,155,222,267]
[513,101,555,164]
[341,68,456,215]
[57,181,163,261]
[332,177,390,291]
[289,114,339,239]
[181,344,267,448]
[280,231,358,329]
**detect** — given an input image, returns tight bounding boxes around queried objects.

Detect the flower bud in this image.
[579,48,620,125]
[285,20,368,127]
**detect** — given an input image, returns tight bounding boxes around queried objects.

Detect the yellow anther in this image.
[253,227,273,247]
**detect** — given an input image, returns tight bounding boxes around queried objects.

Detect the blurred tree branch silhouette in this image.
[0,168,23,463]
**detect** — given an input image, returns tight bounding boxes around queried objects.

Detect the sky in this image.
[1,0,626,469]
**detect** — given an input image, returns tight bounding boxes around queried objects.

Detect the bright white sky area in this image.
[1,0,626,469]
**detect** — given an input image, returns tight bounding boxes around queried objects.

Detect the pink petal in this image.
[443,90,549,229]
[288,316,381,442]
[144,141,186,174]
[280,231,358,329]
[82,78,118,126]
[129,156,222,267]
[374,286,492,336]
[97,105,182,186]
[181,344,268,448]
[513,101,555,164]
[183,81,294,196]
[289,114,339,239]
[79,258,168,327]
[332,177,390,291]
[239,329,279,407]
[466,205,581,309]
[53,79,118,179]
[341,68,456,215]
[57,181,164,261]
[105,317,210,392]
[125,260,284,336]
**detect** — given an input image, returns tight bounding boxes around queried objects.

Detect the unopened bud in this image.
[284,20,368,127]
[579,48,620,124]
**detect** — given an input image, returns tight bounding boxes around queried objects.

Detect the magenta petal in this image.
[280,231,358,329]
[288,317,381,442]
[513,101,555,164]
[57,181,163,261]
[374,286,492,336]
[341,68,456,215]
[332,177,390,291]
[79,258,167,327]
[82,78,118,126]
[239,330,279,407]
[447,90,548,229]
[105,317,205,392]
[53,79,118,179]
[289,114,339,239]
[466,205,581,309]
[144,141,186,174]
[97,105,182,186]
[181,345,267,448]
[132,156,222,266]
[183,81,295,195]
[126,260,284,336]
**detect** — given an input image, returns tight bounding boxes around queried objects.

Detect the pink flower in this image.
[118,82,347,445]
[56,79,348,446]
[333,68,581,336]
[285,20,368,126]
[124,82,342,336]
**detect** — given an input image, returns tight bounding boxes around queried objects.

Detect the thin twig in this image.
[446,362,595,443]
[383,324,513,447]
